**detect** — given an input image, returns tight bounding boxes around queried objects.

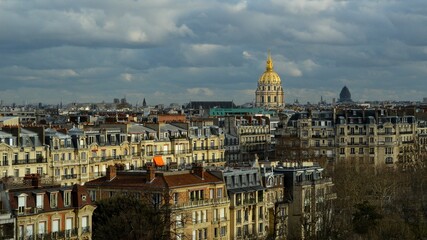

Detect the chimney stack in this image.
[23,173,41,188]
[193,163,205,180]
[106,165,116,181]
[146,163,156,182]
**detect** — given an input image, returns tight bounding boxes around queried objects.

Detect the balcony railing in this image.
[145,150,174,156]
[173,197,229,209]
[90,155,125,163]
[82,226,91,233]
[205,158,225,163]
[13,158,47,165]
[173,149,192,154]
[61,174,78,180]
[243,198,256,205]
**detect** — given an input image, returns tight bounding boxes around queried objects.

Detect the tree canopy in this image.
[92,194,171,240]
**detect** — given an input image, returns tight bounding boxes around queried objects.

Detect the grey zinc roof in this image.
[128,124,157,134]
[0,130,12,137]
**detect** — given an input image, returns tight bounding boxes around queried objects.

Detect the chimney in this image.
[106,165,116,181]
[23,173,41,188]
[193,163,205,180]
[146,163,156,182]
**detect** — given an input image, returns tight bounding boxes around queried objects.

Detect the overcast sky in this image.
[1,0,427,106]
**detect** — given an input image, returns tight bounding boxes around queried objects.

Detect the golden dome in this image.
[258,50,281,85]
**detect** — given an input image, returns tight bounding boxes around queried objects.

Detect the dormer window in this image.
[18,194,27,214]
[64,191,72,207]
[50,192,58,208]
[36,193,44,209]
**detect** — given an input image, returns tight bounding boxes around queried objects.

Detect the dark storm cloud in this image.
[0,0,427,105]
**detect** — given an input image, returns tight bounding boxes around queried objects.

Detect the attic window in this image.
[50,192,58,208]
[18,194,27,214]
[64,191,72,207]
[36,193,44,209]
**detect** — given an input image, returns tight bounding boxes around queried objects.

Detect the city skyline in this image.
[1,0,427,105]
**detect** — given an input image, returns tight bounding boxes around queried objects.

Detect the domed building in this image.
[338,86,353,103]
[255,51,284,109]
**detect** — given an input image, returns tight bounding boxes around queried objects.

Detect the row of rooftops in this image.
[1,174,93,215]
[0,122,224,148]
[286,109,417,126]
[85,160,325,195]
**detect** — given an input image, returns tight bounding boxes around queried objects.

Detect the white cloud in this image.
[271,0,345,15]
[186,87,214,96]
[121,73,133,82]
[242,51,253,59]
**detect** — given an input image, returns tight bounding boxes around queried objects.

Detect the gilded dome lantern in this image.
[255,50,285,109]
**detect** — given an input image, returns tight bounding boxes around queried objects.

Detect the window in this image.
[340,148,345,155]
[65,218,72,237]
[89,190,96,201]
[385,157,393,164]
[189,190,204,201]
[50,192,58,208]
[82,166,87,174]
[2,153,7,166]
[25,168,30,175]
[64,191,72,207]
[37,167,43,175]
[26,224,34,238]
[14,169,19,177]
[217,188,222,198]
[350,148,355,154]
[220,226,227,237]
[173,193,179,205]
[38,221,46,235]
[259,206,263,219]
[52,219,60,233]
[18,195,26,213]
[369,148,375,154]
[237,210,242,223]
[152,193,161,206]
[36,194,44,209]
[359,148,364,154]
[19,225,24,238]
[244,225,249,235]
[82,216,89,233]
[385,148,393,154]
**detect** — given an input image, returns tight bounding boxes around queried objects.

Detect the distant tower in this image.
[338,86,353,103]
[142,98,147,107]
[255,50,285,109]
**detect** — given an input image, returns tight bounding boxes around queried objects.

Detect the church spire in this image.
[266,49,273,71]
